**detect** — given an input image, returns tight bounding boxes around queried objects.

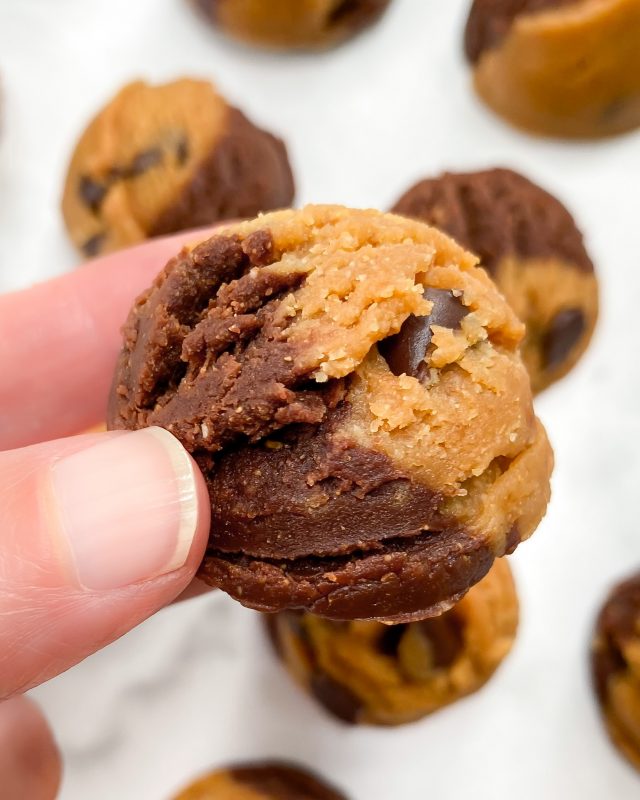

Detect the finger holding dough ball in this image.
[108,205,553,623]
[392,168,598,393]
[265,559,518,725]
[591,572,640,772]
[191,0,393,50]
[464,0,640,138]
[61,79,294,257]
[173,762,349,799]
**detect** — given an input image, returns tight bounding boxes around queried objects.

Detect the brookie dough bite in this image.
[464,0,640,138]
[191,0,392,50]
[62,79,294,257]
[108,205,553,622]
[173,762,348,799]
[265,559,518,725]
[591,572,640,771]
[392,168,598,393]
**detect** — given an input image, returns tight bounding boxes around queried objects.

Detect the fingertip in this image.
[0,696,62,800]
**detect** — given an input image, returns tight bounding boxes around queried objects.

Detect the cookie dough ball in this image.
[464,0,640,138]
[192,0,392,50]
[265,559,518,725]
[108,205,553,623]
[591,572,640,771]
[174,762,348,799]
[62,79,294,257]
[392,168,598,393]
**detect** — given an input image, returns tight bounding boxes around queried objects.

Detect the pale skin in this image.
[0,232,220,798]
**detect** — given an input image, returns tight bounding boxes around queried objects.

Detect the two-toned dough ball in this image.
[62,79,294,257]
[108,205,553,623]
[591,572,640,771]
[192,0,392,50]
[465,0,640,138]
[392,168,598,392]
[265,559,518,725]
[173,762,348,799]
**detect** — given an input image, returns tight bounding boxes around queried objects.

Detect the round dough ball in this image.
[192,0,392,50]
[173,762,348,799]
[108,205,553,622]
[465,0,640,138]
[265,559,518,725]
[591,571,640,772]
[62,79,294,257]
[392,168,598,393]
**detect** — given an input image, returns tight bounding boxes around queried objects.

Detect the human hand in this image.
[0,234,215,798]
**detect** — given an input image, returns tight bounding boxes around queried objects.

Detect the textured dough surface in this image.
[266,559,518,725]
[62,79,294,256]
[109,205,553,622]
[465,0,640,138]
[392,168,598,392]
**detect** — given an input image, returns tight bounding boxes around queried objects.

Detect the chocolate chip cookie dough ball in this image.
[108,205,553,622]
[192,0,392,50]
[392,168,598,393]
[62,79,294,257]
[174,762,348,799]
[464,0,640,138]
[591,572,640,771]
[265,559,518,725]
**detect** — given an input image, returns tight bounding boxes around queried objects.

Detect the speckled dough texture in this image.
[464,0,640,138]
[192,0,392,50]
[173,762,348,799]
[265,559,518,725]
[591,572,640,771]
[108,205,553,622]
[62,79,294,257]
[392,168,598,393]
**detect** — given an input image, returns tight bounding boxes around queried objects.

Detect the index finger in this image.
[0,230,215,451]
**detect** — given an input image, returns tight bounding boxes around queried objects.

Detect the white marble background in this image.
[1,0,640,797]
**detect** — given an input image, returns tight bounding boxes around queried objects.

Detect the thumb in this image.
[0,427,210,699]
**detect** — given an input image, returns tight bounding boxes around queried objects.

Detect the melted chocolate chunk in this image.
[81,232,106,257]
[127,147,163,177]
[379,288,467,379]
[175,136,190,166]
[310,673,362,724]
[78,175,107,213]
[377,623,407,657]
[542,307,585,370]
[465,0,580,64]
[416,613,465,669]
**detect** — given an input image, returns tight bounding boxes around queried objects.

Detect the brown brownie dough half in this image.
[591,572,640,771]
[61,79,294,258]
[265,559,518,725]
[173,762,348,799]
[108,205,553,622]
[392,168,598,393]
[191,0,392,50]
[464,0,640,138]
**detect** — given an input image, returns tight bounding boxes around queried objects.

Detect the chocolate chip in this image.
[377,623,407,657]
[310,673,362,724]
[416,614,465,669]
[128,147,163,177]
[542,307,585,370]
[78,175,108,213]
[379,288,468,379]
[242,229,275,266]
[175,136,190,166]
[81,232,106,257]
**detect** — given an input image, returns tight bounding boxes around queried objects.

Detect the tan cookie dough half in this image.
[62,79,294,257]
[465,0,640,138]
